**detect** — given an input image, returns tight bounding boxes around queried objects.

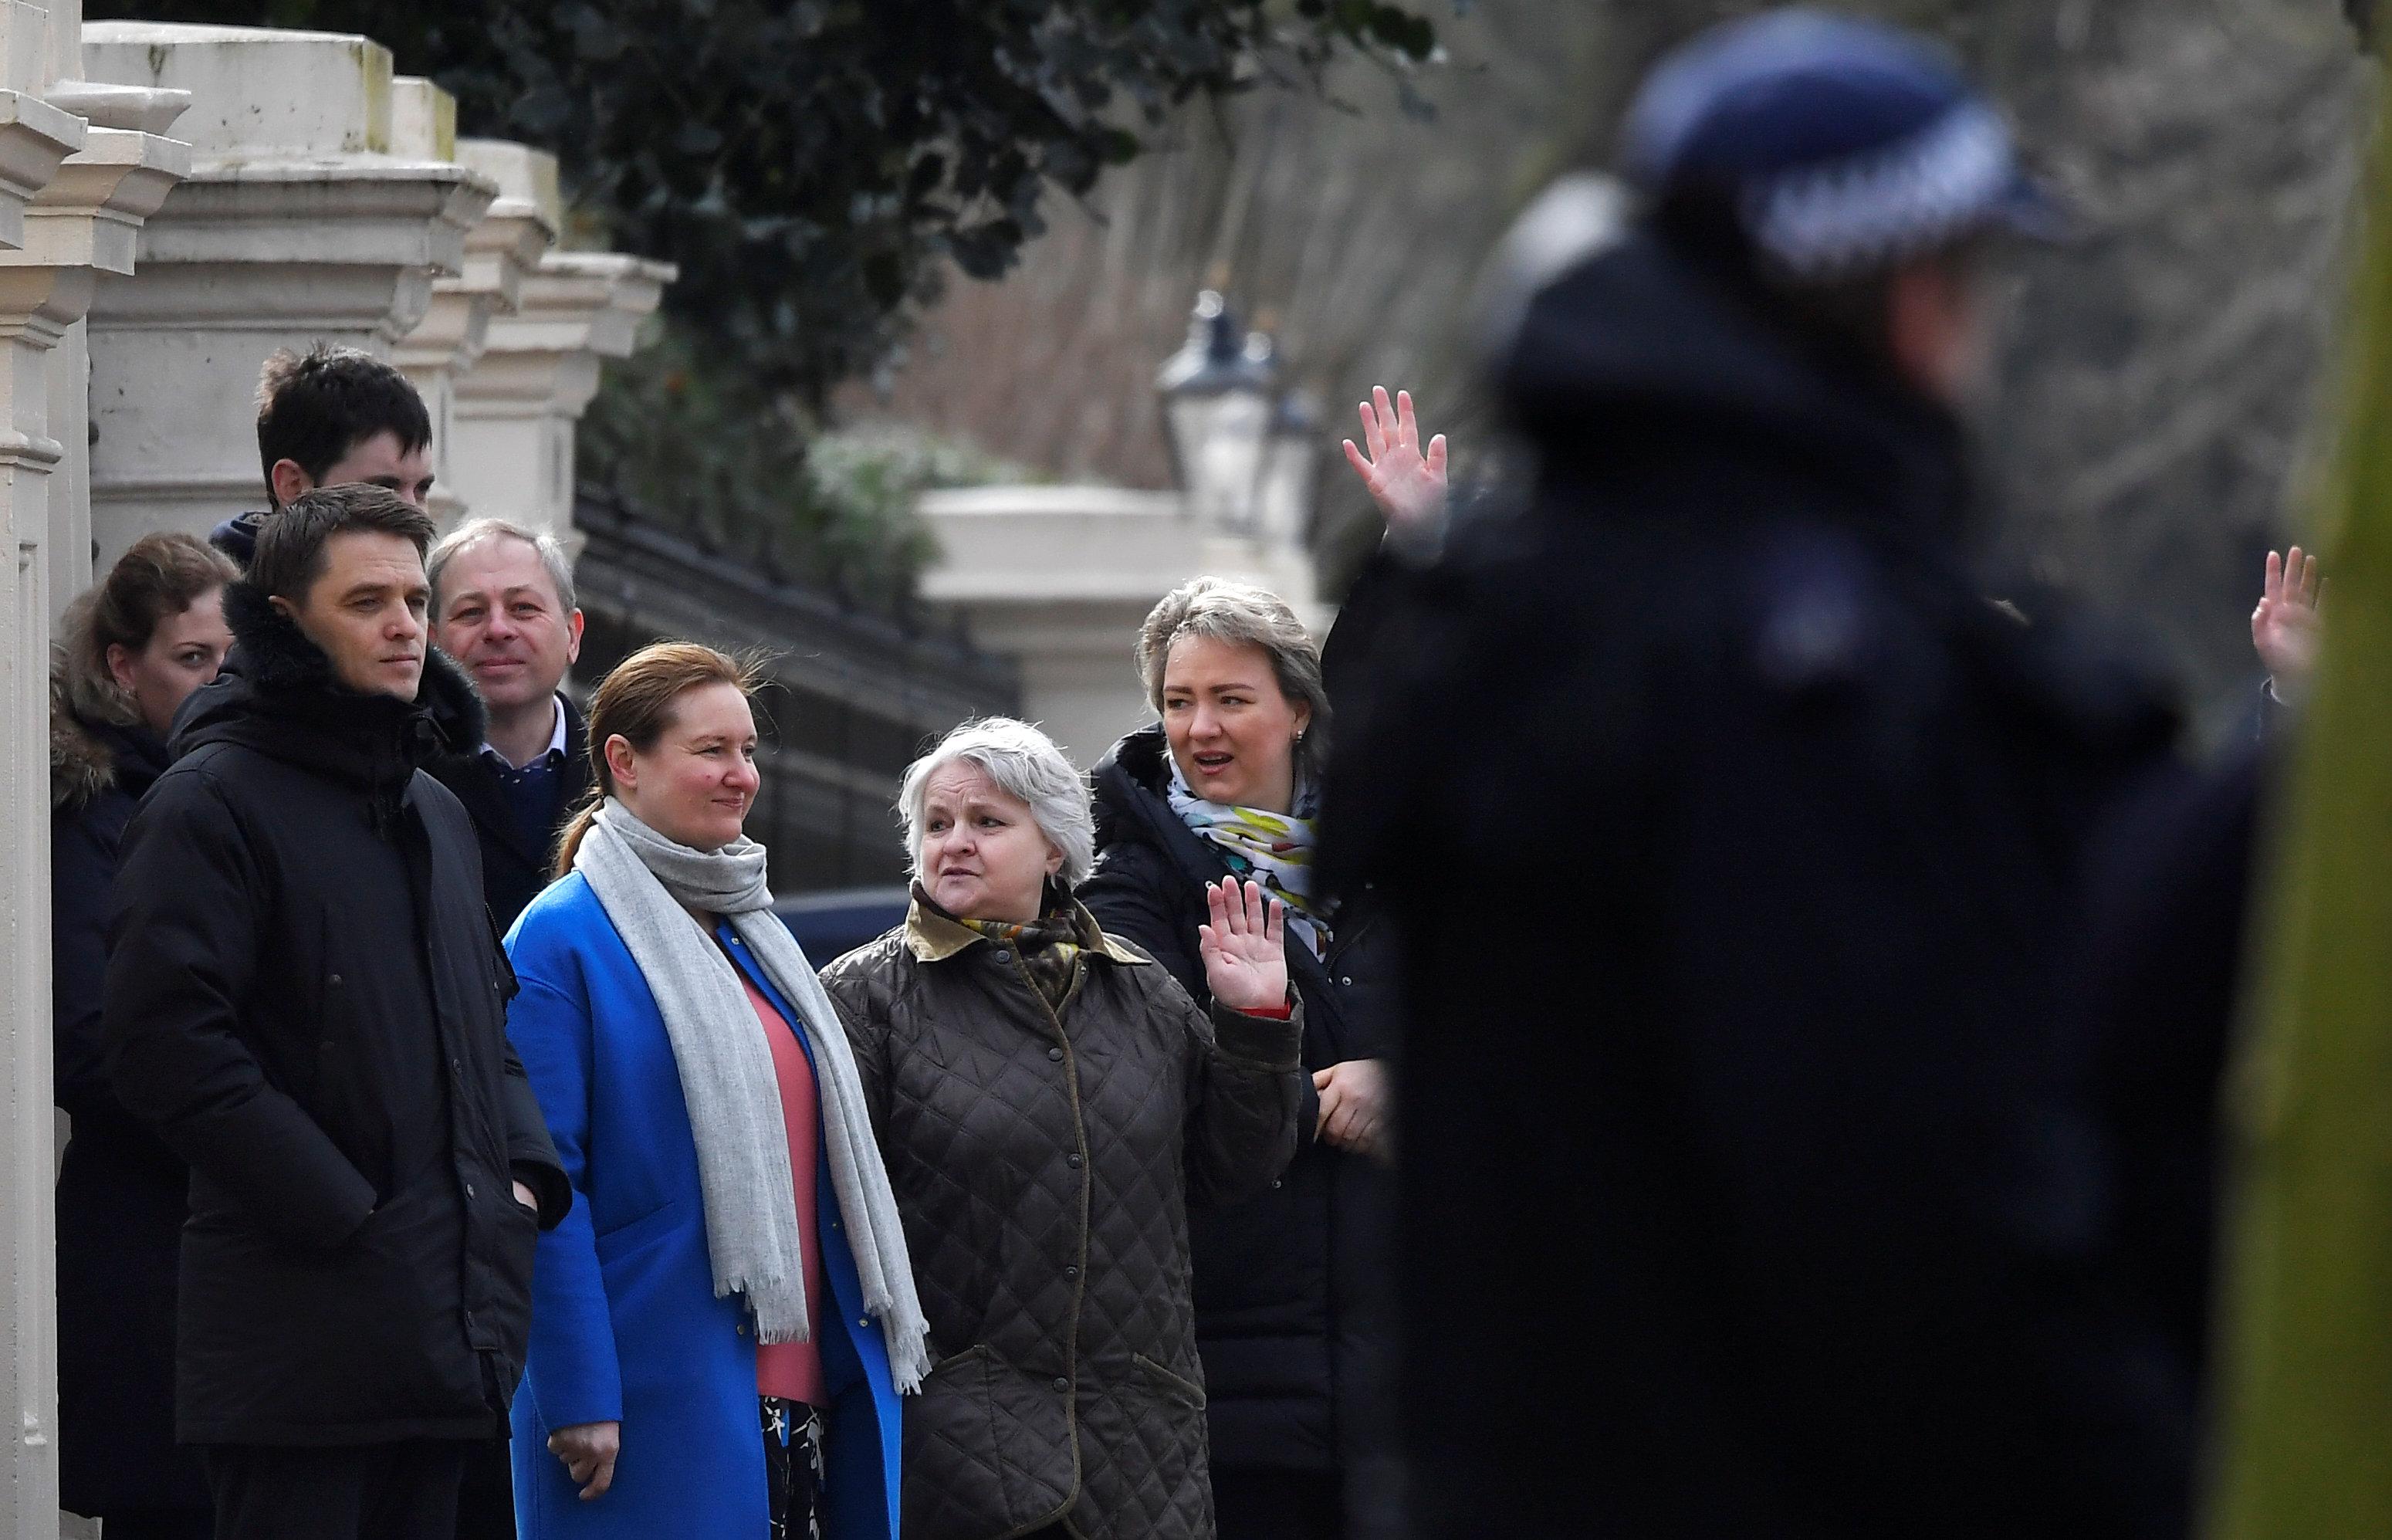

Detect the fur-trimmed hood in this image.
[173,580,485,802]
[50,668,167,814]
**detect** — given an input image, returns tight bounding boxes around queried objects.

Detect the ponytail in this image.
[551,795,604,881]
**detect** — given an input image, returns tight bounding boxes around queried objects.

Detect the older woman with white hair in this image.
[819,716,1304,1540]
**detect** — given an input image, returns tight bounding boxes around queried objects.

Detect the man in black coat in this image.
[105,484,570,1540]
[1321,13,2197,1538]
[424,516,590,932]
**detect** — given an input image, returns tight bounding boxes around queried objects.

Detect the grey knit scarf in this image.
[574,799,930,1391]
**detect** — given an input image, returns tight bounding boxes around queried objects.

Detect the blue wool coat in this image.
[504,874,903,1540]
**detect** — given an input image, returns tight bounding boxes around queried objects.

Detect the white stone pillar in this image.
[79,22,497,565]
[0,1,193,1528]
[394,132,557,530]
[0,94,80,1540]
[448,249,674,545]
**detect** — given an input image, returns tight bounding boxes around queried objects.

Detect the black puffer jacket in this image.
[1083,725,1401,1528]
[820,894,1304,1540]
[104,584,570,1447]
[1321,232,2196,1538]
[51,696,204,1515]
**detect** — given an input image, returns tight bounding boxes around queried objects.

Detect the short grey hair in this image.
[426,516,577,616]
[1135,577,1330,778]
[898,717,1095,889]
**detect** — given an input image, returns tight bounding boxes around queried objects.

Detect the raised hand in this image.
[1341,386,1449,532]
[2253,546,2323,685]
[1199,877,1289,1016]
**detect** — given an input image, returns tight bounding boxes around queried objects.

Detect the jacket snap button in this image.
[465,1183,476,1199]
[994,949,1013,964]
[1272,1179,1284,1190]
[1066,1152,1082,1168]
[737,1321,747,1337]
[1052,1377,1069,1393]
[327,973,341,987]
[1340,976,1354,987]
[1047,1047,1064,1062]
[1065,1265,1079,1278]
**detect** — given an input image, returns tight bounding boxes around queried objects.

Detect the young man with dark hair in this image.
[209,344,438,566]
[1325,12,2193,1538]
[105,482,567,1540]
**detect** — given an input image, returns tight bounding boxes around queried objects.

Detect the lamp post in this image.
[1156,289,1278,536]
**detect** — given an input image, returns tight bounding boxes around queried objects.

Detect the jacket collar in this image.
[903,886,1148,967]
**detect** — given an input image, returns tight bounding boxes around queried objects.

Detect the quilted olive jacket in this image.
[820,896,1304,1540]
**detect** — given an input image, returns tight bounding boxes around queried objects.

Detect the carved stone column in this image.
[0,0,192,1528]
[448,249,674,545]
[393,131,557,530]
[80,22,496,563]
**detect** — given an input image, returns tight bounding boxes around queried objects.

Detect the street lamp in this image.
[1156,290,1277,536]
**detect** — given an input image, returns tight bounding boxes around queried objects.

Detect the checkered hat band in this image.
[1744,103,2015,277]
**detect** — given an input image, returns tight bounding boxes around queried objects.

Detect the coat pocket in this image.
[1134,1352,1209,1410]
[902,1344,1074,1540]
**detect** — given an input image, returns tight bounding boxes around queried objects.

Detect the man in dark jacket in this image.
[105,484,570,1540]
[425,516,590,930]
[210,344,438,565]
[1322,13,2196,1538]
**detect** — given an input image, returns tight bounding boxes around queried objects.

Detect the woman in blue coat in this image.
[504,641,928,1540]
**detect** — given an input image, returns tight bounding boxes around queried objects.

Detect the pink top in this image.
[743,977,829,1406]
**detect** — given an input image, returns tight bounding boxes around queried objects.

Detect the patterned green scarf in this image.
[957,891,1102,1009]
[1166,756,1332,958]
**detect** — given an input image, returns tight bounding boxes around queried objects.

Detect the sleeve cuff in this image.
[1210,997,1304,1071]
[513,1159,573,1230]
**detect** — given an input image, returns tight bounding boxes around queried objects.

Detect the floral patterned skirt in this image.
[761,1397,826,1540]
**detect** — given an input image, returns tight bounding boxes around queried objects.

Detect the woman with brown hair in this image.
[503,641,921,1540]
[52,530,239,1538]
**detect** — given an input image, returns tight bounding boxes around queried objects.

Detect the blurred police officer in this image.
[1324,12,2195,1537]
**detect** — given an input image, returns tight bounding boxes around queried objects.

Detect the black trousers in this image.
[452,1437,516,1540]
[205,1442,472,1540]
[1213,1467,1344,1540]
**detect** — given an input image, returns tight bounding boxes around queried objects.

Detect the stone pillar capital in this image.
[0,87,86,246]
[80,21,506,560]
[448,250,675,540]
